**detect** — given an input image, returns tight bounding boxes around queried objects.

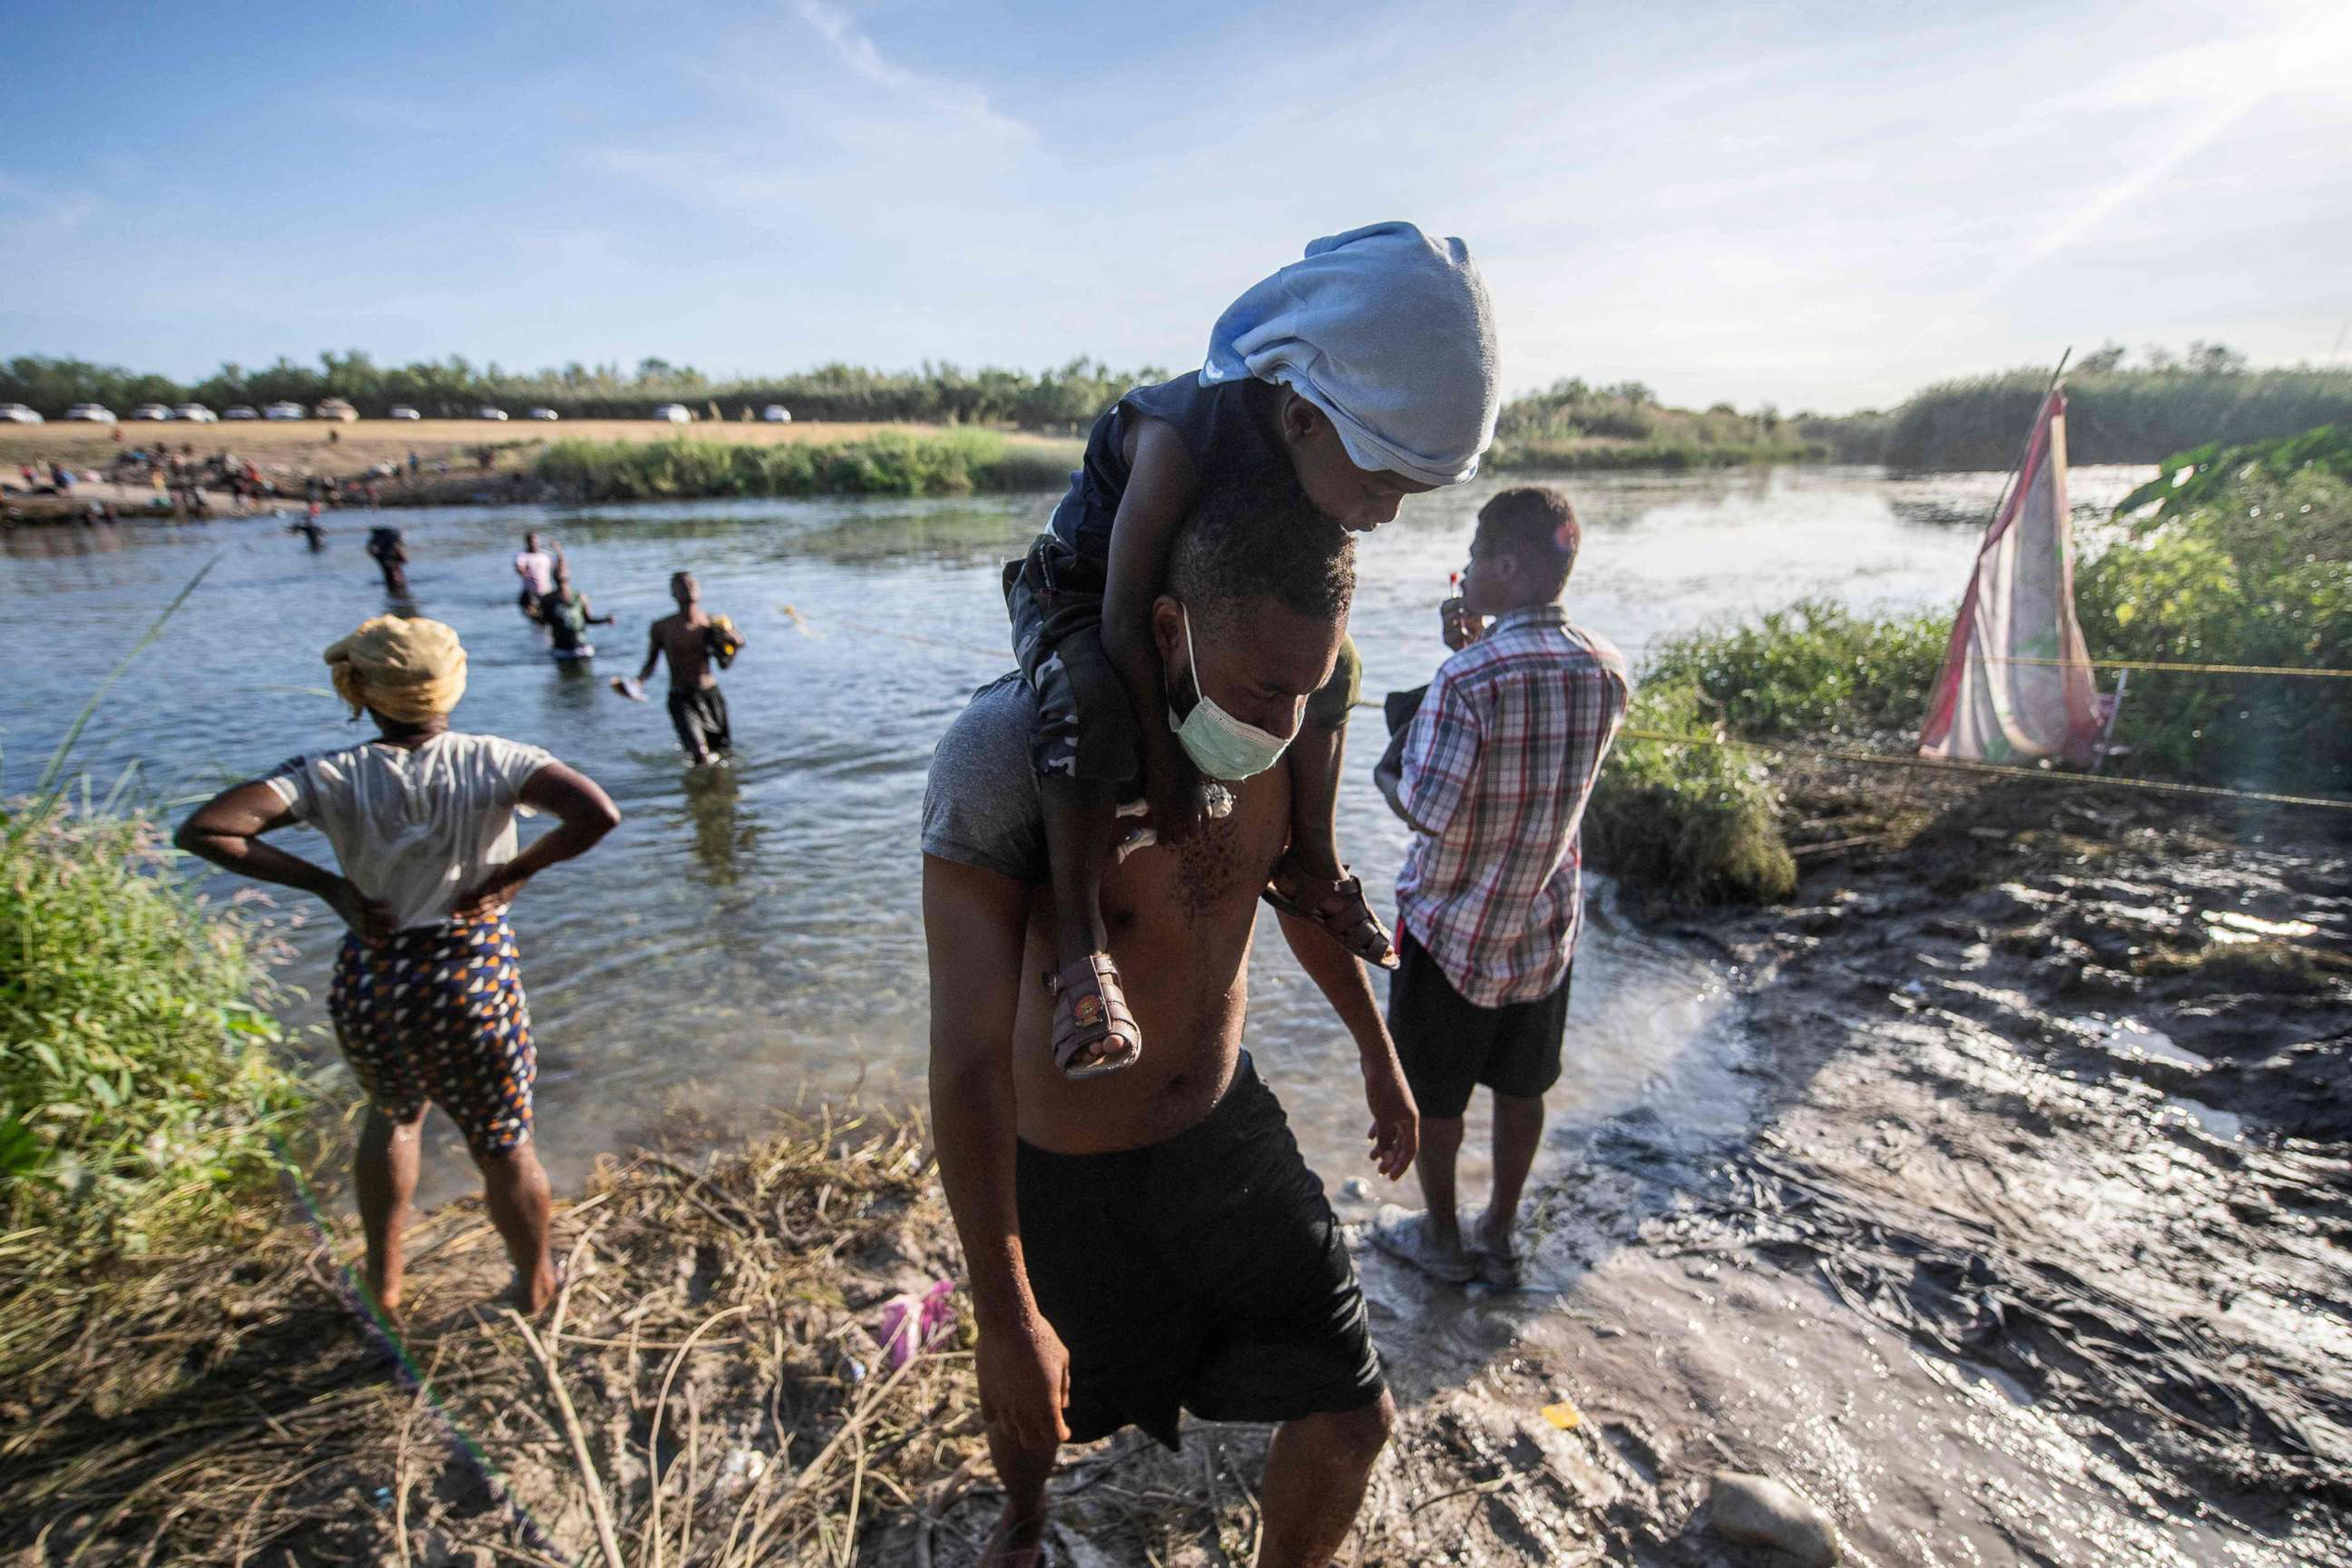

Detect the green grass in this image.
[2078,426,2352,793]
[1,805,311,1257]
[535,430,1080,500]
[1586,683,1796,906]
[1642,599,1951,741]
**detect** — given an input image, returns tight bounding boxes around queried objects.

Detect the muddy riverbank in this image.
[7,769,2343,1565]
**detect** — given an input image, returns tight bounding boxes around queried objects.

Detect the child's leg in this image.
[1285,710,1348,882]
[1006,542,1142,1073]
[1042,774,1114,964]
[1269,634,1397,968]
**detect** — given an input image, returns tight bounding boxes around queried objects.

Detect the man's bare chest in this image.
[1101,790,1287,938]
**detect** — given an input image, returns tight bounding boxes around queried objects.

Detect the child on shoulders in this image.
[1007,220,1501,1077]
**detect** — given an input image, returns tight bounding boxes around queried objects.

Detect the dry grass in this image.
[0,1112,1636,1566]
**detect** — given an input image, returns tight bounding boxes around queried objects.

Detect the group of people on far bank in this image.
[179,222,1626,1568]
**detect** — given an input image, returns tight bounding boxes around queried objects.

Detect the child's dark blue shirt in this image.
[1046,374,1285,562]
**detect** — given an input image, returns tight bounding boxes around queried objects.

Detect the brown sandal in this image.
[1045,954,1142,1080]
[1263,857,1399,970]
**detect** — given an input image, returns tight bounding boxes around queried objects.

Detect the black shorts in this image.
[667,686,731,757]
[1014,1056,1385,1449]
[1387,932,1570,1120]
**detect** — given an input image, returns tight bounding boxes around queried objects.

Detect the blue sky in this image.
[5,0,2347,411]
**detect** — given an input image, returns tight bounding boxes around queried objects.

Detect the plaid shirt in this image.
[1395,605,1629,1007]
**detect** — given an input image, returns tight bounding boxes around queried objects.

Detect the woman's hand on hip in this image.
[327,879,397,942]
[450,873,520,924]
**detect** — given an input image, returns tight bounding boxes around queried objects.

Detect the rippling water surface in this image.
[0,464,2151,1205]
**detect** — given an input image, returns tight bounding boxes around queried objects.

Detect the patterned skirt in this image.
[328,916,535,1157]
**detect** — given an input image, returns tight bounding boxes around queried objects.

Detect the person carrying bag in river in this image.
[177,614,621,1320]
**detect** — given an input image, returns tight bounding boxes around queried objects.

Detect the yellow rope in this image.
[1611,726,2352,812]
[1973,654,2352,680]
[795,611,2352,814]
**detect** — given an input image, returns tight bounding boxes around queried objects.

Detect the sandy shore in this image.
[0,419,1081,521]
[5,774,2346,1565]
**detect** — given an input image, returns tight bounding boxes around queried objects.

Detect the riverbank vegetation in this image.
[1590,422,2352,904]
[534,428,1082,500]
[1876,346,2352,470]
[0,806,310,1258]
[1485,378,1828,471]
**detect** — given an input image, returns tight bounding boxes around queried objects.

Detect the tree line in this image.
[0,352,1170,431]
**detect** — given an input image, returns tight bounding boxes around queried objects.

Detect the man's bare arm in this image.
[638,622,664,684]
[924,854,1071,1447]
[1277,907,1418,1181]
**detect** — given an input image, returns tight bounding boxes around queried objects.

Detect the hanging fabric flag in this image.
[1918,387,2103,766]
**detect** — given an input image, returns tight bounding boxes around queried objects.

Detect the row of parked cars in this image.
[0,402,793,426]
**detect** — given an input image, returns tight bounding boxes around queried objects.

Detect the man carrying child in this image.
[1373,486,1627,1288]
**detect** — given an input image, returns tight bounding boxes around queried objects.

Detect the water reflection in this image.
[681,765,757,887]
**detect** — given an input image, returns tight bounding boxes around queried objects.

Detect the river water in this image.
[0,464,2151,1209]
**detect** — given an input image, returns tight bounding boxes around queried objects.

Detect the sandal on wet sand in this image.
[1369,1205,1476,1285]
[1045,954,1142,1080]
[1264,857,1399,970]
[1465,1208,1526,1289]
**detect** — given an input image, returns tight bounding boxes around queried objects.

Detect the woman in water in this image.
[177,615,620,1318]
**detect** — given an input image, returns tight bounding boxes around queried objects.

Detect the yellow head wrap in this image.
[323,615,468,722]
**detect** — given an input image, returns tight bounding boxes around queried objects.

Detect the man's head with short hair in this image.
[524,531,542,553]
[1461,485,1578,616]
[671,571,698,609]
[1154,472,1356,745]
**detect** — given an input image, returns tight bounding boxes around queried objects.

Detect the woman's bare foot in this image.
[977,1501,1045,1567]
[363,1268,407,1327]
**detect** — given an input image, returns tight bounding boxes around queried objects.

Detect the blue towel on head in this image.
[1200,221,1499,487]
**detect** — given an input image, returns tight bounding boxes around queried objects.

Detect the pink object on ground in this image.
[876,1279,956,1370]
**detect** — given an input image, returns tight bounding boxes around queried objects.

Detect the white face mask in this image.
[1167,605,1295,781]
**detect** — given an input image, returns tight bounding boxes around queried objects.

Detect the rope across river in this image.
[797,609,2352,814]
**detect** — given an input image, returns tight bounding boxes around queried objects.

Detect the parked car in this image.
[263,401,307,421]
[652,403,693,424]
[0,403,43,424]
[528,407,560,421]
[174,403,218,423]
[388,405,422,420]
[477,407,510,422]
[761,405,793,423]
[64,404,116,423]
[223,406,260,420]
[315,398,359,423]
[131,403,174,421]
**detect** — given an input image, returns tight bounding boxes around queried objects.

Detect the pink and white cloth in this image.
[1919,389,2104,767]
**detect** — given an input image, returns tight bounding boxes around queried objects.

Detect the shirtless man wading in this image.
[923,477,1419,1567]
[639,571,739,764]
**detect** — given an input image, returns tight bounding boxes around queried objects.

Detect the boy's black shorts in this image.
[1014,1055,1385,1450]
[1386,932,1570,1119]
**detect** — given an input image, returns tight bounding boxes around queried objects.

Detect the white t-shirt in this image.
[264,732,556,932]
[514,549,557,596]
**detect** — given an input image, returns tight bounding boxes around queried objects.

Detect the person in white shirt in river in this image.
[177,615,619,1319]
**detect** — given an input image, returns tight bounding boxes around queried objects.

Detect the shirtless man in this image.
[923,478,1419,1567]
[639,571,740,764]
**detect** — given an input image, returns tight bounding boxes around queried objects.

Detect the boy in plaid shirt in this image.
[1372,487,1627,1287]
